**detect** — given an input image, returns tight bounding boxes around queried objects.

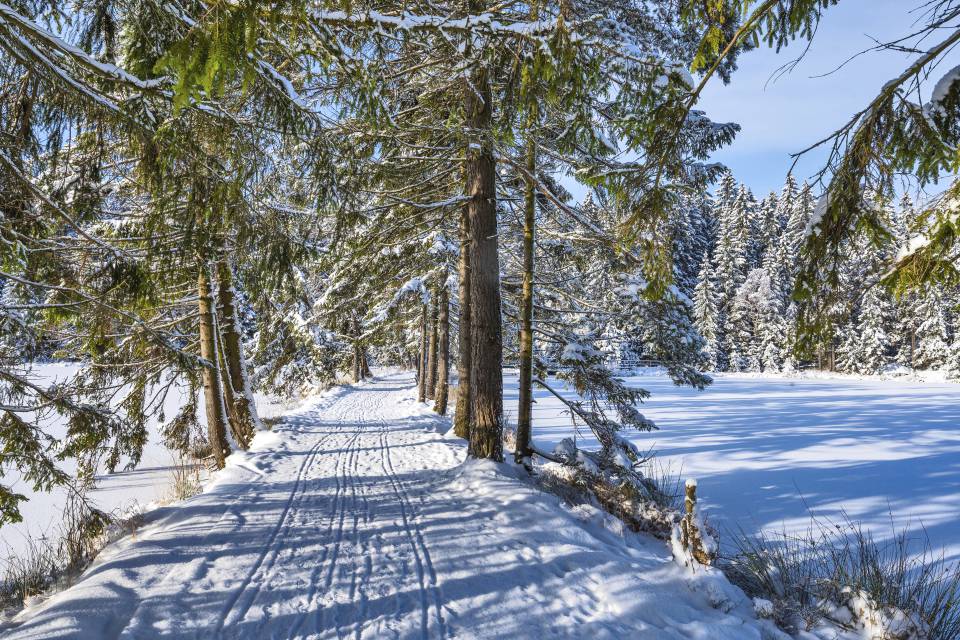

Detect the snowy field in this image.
[0,364,292,564]
[510,370,960,559]
[8,366,959,568]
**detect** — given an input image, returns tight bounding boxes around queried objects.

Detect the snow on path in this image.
[5,372,766,639]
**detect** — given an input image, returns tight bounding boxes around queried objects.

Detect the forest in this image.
[2,1,960,638]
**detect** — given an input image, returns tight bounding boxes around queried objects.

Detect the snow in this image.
[753,598,774,619]
[4,372,773,638]
[927,63,960,115]
[803,192,830,239]
[510,370,960,559]
[0,364,174,562]
[255,59,314,112]
[0,364,290,564]
[0,4,165,90]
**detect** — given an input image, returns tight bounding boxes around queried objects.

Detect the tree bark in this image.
[361,351,372,378]
[216,259,257,448]
[351,315,364,383]
[515,139,536,463]
[214,317,241,444]
[352,344,361,382]
[198,264,231,468]
[465,51,504,461]
[434,285,450,415]
[418,303,429,403]
[911,329,916,367]
[426,297,439,400]
[454,202,472,439]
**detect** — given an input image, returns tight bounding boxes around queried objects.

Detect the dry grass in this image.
[167,456,204,502]
[0,495,112,615]
[723,518,960,638]
[261,416,282,431]
[1,452,207,620]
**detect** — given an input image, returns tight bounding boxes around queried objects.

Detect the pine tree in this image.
[853,286,894,375]
[692,253,721,369]
[913,287,952,370]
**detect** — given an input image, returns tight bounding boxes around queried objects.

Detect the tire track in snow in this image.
[342,417,374,640]
[283,401,365,639]
[370,391,446,640]
[316,422,364,638]
[349,419,374,640]
[215,377,444,639]
[213,425,338,637]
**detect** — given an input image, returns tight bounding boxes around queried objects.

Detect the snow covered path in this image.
[6,373,766,639]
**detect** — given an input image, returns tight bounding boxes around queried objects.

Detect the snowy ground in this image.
[509,370,960,559]
[5,372,774,639]
[0,364,293,564]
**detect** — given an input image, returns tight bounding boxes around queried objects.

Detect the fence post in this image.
[677,478,717,567]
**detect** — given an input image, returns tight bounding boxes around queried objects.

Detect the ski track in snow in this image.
[5,372,769,639]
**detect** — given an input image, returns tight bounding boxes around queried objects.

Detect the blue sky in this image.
[700,0,958,196]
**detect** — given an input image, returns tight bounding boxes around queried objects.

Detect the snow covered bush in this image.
[250,307,342,398]
[537,436,682,540]
[550,338,657,459]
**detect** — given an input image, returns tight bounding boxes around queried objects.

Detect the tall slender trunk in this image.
[198,265,231,468]
[515,138,536,462]
[361,351,372,378]
[434,285,450,415]
[351,315,365,383]
[352,345,361,382]
[216,259,257,448]
[426,298,439,399]
[454,202,472,438]
[214,318,241,443]
[465,48,504,461]
[418,303,429,403]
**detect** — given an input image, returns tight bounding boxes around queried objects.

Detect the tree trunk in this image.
[361,351,372,378]
[351,315,364,383]
[454,202,472,439]
[418,303,429,403]
[434,285,450,415]
[216,259,257,448]
[352,345,361,383]
[465,52,504,461]
[426,297,439,400]
[911,329,916,368]
[515,139,536,463]
[214,317,241,444]
[198,265,231,468]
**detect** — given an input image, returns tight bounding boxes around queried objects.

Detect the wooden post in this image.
[678,478,715,566]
